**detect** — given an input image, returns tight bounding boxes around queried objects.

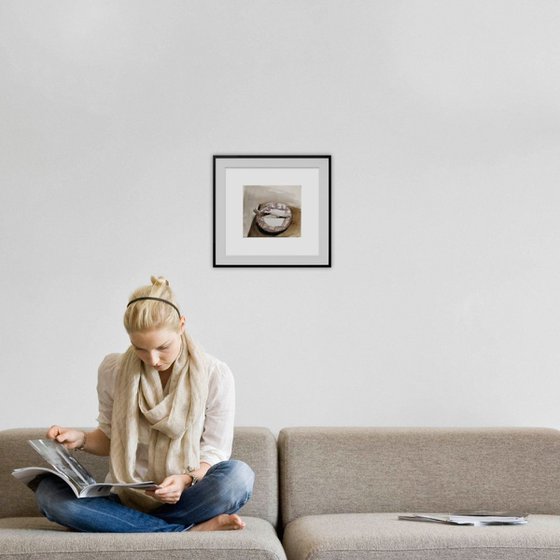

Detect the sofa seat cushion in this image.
[283,513,560,560]
[0,516,286,560]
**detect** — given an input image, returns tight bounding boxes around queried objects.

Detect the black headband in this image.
[126,297,181,318]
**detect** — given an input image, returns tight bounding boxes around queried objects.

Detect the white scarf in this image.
[109,332,209,511]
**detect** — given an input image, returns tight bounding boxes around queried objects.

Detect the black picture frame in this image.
[213,155,331,267]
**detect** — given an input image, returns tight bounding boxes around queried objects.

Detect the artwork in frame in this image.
[213,155,331,267]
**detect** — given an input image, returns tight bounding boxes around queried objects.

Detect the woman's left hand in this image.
[146,474,190,504]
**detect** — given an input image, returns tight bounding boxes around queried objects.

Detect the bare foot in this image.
[191,514,246,532]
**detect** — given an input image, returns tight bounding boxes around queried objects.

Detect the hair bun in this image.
[150,275,170,287]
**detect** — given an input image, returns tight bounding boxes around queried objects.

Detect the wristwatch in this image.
[190,475,199,486]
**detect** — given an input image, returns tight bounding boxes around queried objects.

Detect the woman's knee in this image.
[211,459,255,504]
[35,475,80,523]
[230,460,255,493]
[36,475,63,509]
[213,459,253,484]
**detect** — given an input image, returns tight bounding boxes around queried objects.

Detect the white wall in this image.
[2,1,560,433]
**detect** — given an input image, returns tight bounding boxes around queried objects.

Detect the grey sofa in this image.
[279,427,560,560]
[4,426,560,560]
[0,427,286,560]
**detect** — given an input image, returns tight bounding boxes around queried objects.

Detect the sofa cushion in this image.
[0,516,286,560]
[279,427,560,526]
[283,513,560,560]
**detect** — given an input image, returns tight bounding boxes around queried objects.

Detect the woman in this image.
[35,276,254,532]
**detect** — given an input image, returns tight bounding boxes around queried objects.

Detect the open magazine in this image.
[12,439,159,498]
[398,512,528,526]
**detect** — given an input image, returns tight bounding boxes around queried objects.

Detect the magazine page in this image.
[448,513,528,525]
[398,515,450,524]
[12,467,160,498]
[13,439,160,499]
[28,439,96,491]
[77,481,160,498]
[398,513,528,526]
[12,466,83,497]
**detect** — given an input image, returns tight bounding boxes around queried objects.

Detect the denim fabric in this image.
[35,460,255,533]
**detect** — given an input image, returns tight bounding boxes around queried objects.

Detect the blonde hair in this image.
[123,276,181,333]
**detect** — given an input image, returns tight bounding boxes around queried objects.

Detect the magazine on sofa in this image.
[398,512,529,526]
[12,439,159,498]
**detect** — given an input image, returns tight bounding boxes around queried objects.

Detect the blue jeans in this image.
[35,460,255,533]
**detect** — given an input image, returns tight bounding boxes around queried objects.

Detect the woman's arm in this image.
[47,425,111,456]
[199,359,235,465]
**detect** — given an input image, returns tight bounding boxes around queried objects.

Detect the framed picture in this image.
[213,155,331,267]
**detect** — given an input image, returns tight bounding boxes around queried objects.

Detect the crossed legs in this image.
[35,460,254,533]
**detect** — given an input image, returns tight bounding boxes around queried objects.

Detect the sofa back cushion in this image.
[279,427,560,527]
[0,426,278,527]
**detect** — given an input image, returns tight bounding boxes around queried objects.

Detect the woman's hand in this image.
[46,425,86,450]
[146,474,191,504]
